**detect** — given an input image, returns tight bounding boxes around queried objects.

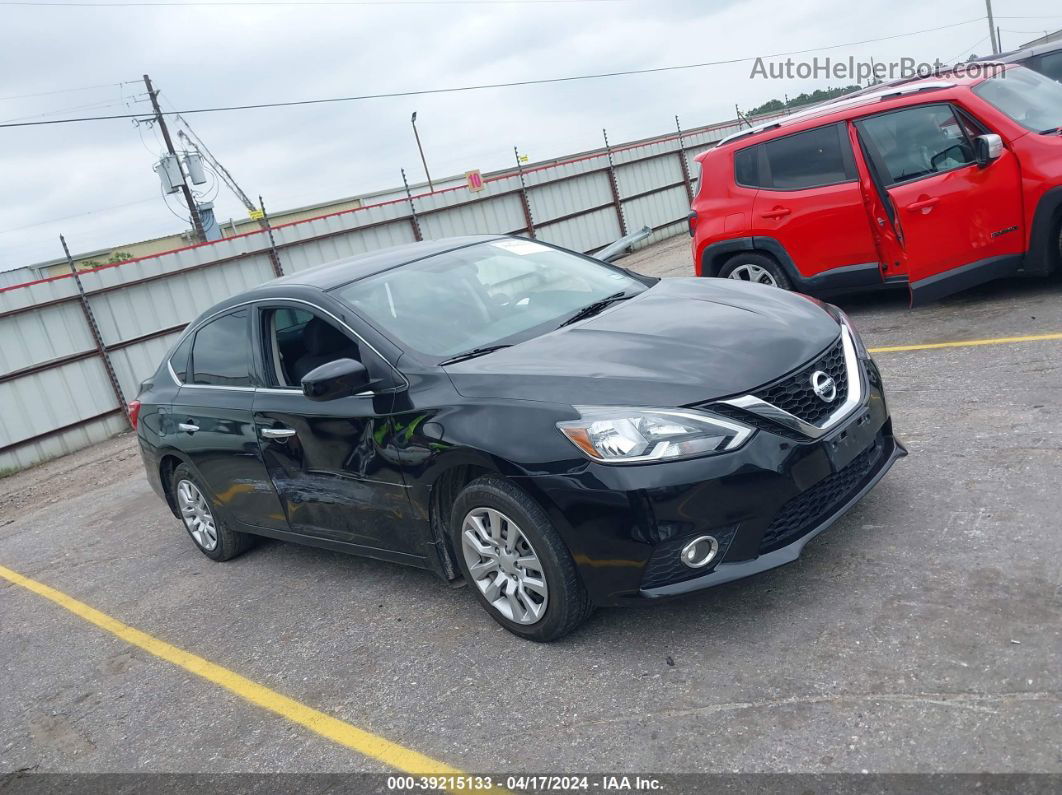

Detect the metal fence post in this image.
[60,235,131,427]
[258,195,285,278]
[514,146,536,238]
[602,128,628,237]
[401,168,424,242]
[675,115,694,204]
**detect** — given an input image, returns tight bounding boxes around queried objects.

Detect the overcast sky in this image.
[1,0,1059,270]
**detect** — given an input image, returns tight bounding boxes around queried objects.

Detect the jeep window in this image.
[856,104,975,185]
[973,66,1062,132]
[734,147,758,186]
[734,123,854,191]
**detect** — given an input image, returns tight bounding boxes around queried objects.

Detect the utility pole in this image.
[177,124,257,216]
[985,0,1000,55]
[410,111,434,192]
[143,74,205,241]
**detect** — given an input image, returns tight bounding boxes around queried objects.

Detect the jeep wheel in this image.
[719,253,792,290]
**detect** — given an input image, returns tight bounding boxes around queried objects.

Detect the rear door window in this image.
[734,123,855,190]
[190,309,252,387]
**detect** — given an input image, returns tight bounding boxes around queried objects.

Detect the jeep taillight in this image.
[128,400,142,430]
[687,210,698,237]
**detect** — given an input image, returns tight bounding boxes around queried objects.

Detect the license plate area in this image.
[824,406,875,471]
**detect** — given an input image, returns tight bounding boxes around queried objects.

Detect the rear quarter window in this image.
[169,334,193,383]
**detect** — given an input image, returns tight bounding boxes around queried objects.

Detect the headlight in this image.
[835,308,870,359]
[557,407,754,464]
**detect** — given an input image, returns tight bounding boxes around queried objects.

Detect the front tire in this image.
[718,252,792,290]
[171,464,254,562]
[450,476,592,642]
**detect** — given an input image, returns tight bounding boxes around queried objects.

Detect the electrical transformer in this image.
[154,154,183,194]
[184,153,207,185]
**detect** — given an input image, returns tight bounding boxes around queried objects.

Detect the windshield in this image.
[333,239,649,359]
[972,67,1062,132]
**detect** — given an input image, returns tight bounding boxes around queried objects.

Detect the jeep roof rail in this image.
[716,81,956,147]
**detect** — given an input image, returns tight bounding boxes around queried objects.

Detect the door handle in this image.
[177,422,200,434]
[760,207,792,219]
[260,427,297,440]
[907,197,940,212]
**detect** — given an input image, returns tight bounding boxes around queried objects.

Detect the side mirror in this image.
[301,358,371,401]
[974,133,1003,168]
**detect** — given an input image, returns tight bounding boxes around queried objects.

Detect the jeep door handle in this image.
[760,207,792,219]
[907,197,940,212]
[177,422,200,434]
[260,427,297,440]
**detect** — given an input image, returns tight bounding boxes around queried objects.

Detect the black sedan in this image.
[133,235,905,641]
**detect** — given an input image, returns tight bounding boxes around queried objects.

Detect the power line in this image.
[0,80,139,102]
[945,35,990,64]
[0,94,147,125]
[0,17,989,131]
[0,196,158,235]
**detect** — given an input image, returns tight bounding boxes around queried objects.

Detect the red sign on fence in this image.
[465,169,485,193]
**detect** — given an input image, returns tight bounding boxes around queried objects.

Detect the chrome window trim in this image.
[256,387,375,398]
[167,297,407,392]
[718,326,865,440]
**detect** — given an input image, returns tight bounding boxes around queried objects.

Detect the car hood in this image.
[444,278,841,406]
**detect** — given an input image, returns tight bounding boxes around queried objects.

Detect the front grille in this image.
[641,526,737,590]
[709,403,806,442]
[758,437,884,555]
[752,337,847,426]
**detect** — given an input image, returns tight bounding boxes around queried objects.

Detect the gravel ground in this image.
[2,235,1060,778]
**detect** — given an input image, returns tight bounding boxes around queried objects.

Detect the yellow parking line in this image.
[0,563,468,780]
[869,332,1062,354]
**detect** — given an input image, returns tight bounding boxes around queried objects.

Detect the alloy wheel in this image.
[727,263,779,286]
[177,479,218,551]
[461,507,549,625]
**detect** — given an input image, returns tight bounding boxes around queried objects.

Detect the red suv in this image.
[689,66,1062,304]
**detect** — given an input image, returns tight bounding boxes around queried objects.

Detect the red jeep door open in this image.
[855,103,1025,305]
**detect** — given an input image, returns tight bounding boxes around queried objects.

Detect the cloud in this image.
[0,0,1055,269]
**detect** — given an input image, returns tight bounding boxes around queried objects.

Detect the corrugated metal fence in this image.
[0,114,766,473]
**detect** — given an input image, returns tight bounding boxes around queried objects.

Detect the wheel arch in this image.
[424,451,571,582]
[157,449,196,520]
[700,236,807,287]
[1025,186,1062,277]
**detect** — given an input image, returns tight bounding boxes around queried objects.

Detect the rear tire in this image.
[450,475,593,642]
[718,252,792,290]
[170,464,255,562]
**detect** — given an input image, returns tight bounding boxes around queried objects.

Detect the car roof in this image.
[706,67,1003,153]
[971,40,1062,64]
[265,234,504,291]
[190,235,506,322]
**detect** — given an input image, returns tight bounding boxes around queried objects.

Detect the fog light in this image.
[680,535,719,569]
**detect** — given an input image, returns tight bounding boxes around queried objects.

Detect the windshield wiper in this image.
[1039,126,1061,134]
[558,291,631,328]
[438,344,511,366]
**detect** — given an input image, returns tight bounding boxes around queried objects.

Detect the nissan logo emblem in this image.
[810,370,837,403]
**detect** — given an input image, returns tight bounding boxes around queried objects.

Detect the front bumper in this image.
[519,363,905,606]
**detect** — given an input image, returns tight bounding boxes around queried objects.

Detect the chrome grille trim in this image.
[719,326,864,440]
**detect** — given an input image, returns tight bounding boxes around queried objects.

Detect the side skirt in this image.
[909,254,1024,306]
[230,518,433,570]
